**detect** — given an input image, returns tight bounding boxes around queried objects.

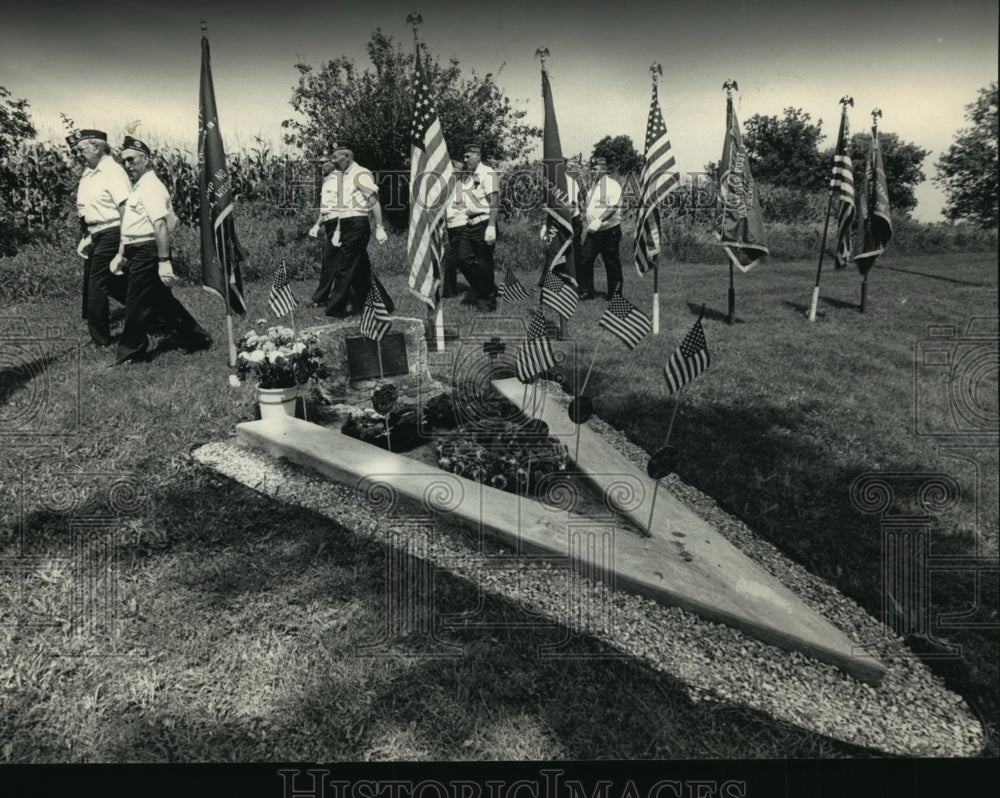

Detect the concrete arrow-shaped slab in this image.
[236,404,884,684]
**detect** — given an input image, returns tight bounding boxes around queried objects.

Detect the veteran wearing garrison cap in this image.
[112,136,212,364]
[460,144,500,311]
[577,155,624,300]
[318,141,394,318]
[70,129,130,347]
[442,158,473,298]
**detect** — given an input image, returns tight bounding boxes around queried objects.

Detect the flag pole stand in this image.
[652,265,660,335]
[435,304,445,351]
[645,384,686,537]
[809,190,836,322]
[218,231,237,368]
[727,260,735,325]
[376,342,392,450]
[573,339,603,464]
[860,274,869,313]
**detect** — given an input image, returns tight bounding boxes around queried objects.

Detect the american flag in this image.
[360,279,392,341]
[663,316,710,395]
[268,261,298,318]
[635,83,679,276]
[406,47,453,307]
[498,267,529,304]
[831,109,855,269]
[515,308,556,384]
[599,294,652,350]
[540,272,578,320]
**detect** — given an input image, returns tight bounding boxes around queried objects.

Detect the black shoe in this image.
[183,334,213,353]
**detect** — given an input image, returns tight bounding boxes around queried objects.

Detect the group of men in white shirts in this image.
[72,129,211,365]
[309,142,625,315]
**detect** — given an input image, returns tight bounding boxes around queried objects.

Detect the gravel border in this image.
[193,399,984,757]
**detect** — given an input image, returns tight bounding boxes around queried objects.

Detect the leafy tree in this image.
[591,135,642,176]
[0,86,35,161]
[742,107,826,191]
[1,86,39,253]
[934,82,998,227]
[283,29,539,172]
[837,131,930,216]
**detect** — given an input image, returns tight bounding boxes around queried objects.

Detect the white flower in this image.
[292,342,306,354]
[228,374,242,387]
[248,350,266,363]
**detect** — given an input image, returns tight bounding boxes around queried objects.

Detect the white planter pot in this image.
[257,386,298,420]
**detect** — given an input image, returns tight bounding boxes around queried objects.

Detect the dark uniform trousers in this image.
[311,219,340,306]
[83,227,128,346]
[115,242,210,364]
[442,225,474,298]
[323,217,395,317]
[578,224,624,297]
[462,218,498,306]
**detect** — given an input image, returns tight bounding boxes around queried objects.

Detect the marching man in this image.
[577,155,624,299]
[112,136,212,365]
[70,129,130,348]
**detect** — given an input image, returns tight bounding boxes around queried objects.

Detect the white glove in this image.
[109,253,126,276]
[587,218,603,233]
[77,235,93,259]
[374,226,388,245]
[484,225,496,245]
[331,226,341,247]
[538,224,547,242]
[308,223,320,239]
[158,259,178,287]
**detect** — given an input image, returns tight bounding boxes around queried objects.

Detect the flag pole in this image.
[860,108,882,314]
[202,19,237,369]
[809,97,853,322]
[722,80,738,326]
[409,13,444,353]
[645,383,686,538]
[650,63,662,335]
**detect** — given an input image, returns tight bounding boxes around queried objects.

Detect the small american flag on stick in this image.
[663,310,710,394]
[268,261,298,318]
[360,279,392,341]
[515,308,556,384]
[599,294,652,350]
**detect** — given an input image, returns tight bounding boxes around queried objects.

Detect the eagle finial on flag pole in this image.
[841,95,854,108]
[407,12,423,41]
[649,62,662,84]
[200,18,207,35]
[535,46,550,71]
[723,79,739,96]
[871,107,883,131]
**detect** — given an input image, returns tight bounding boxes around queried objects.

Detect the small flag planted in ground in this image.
[515,308,556,384]
[360,279,392,341]
[268,261,298,318]
[599,294,652,350]
[540,272,578,320]
[498,267,530,304]
[664,314,710,394]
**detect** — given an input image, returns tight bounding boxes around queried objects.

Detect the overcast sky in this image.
[2,0,997,221]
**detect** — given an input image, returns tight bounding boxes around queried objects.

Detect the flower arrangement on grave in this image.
[235,323,324,390]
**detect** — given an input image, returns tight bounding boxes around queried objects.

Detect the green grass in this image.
[0,230,996,761]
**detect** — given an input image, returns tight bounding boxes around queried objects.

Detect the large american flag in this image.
[498,267,530,305]
[268,261,298,319]
[406,47,453,307]
[831,109,855,269]
[360,279,392,342]
[599,294,652,350]
[540,272,578,320]
[663,316,710,395]
[515,308,556,384]
[635,83,679,276]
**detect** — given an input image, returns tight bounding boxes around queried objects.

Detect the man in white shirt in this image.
[459,144,500,311]
[70,129,130,347]
[113,136,212,364]
[308,159,341,307]
[578,156,624,299]
[322,141,394,319]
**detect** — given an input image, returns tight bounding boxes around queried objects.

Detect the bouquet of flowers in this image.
[235,323,324,389]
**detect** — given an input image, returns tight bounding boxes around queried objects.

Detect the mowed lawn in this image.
[0,248,996,761]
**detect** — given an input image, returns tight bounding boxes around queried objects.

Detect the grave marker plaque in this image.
[345,333,409,380]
